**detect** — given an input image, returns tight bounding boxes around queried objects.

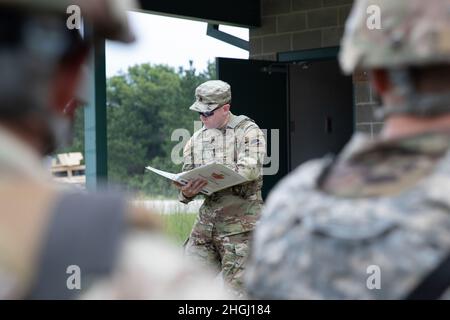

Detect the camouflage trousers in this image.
[185,193,262,296]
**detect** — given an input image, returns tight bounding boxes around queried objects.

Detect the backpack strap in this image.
[405,252,450,300]
[26,192,126,299]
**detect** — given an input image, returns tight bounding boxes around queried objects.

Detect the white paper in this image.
[145,163,248,195]
[145,166,180,181]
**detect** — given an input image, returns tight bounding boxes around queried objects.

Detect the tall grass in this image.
[161,213,197,245]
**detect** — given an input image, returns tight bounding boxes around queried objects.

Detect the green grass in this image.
[161,213,197,245]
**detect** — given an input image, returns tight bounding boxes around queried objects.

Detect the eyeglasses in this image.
[198,105,224,118]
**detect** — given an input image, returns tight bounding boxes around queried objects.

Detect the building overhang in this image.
[137,0,261,28]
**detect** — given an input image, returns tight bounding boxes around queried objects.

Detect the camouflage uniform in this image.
[180,81,266,295]
[246,0,450,299]
[247,131,450,299]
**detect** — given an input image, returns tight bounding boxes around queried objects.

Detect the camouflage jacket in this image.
[179,113,266,203]
[246,130,450,299]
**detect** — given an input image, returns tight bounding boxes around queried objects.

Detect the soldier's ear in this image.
[223,104,230,112]
[371,69,390,96]
[51,47,89,116]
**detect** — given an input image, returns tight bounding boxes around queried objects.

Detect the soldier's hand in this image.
[173,179,208,198]
[127,206,164,231]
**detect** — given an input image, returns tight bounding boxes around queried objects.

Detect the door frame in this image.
[216,57,290,198]
[277,46,355,171]
[277,46,340,63]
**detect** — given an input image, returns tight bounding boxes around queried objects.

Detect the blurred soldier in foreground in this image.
[246,0,450,299]
[174,80,266,297]
[0,0,228,299]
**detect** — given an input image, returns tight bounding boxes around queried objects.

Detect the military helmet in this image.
[0,0,138,154]
[340,0,450,117]
[339,0,450,74]
[0,0,137,43]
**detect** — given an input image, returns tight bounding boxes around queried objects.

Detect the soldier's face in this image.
[200,104,230,129]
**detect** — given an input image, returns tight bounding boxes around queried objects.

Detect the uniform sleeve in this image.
[178,137,196,204]
[235,124,266,181]
[182,137,195,172]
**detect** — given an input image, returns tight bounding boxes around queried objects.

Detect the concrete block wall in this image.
[249,0,382,137]
[353,70,384,137]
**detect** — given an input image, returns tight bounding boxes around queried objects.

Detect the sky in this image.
[105,11,249,77]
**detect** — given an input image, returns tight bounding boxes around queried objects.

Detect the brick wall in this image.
[249,0,381,136]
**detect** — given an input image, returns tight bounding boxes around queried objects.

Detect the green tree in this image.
[107,61,216,197]
[59,60,216,197]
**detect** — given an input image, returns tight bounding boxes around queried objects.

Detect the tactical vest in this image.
[26,192,126,299]
[190,115,263,200]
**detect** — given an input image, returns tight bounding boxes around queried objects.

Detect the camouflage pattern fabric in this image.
[186,195,262,294]
[189,80,232,113]
[246,130,450,299]
[0,0,137,43]
[180,113,266,296]
[339,0,450,74]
